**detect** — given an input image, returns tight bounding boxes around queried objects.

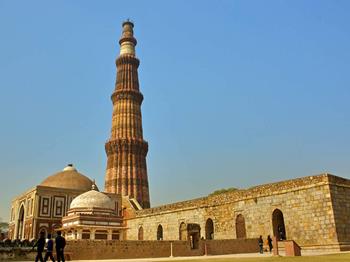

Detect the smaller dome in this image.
[70,187,114,211]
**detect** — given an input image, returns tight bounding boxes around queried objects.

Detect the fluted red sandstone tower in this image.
[104,21,150,208]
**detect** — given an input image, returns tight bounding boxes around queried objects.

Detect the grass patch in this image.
[160,253,350,262]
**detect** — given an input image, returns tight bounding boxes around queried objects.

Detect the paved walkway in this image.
[16,250,350,262]
[16,253,271,262]
[72,253,273,262]
[66,251,350,261]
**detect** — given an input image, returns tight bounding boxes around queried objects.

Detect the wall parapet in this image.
[135,173,341,217]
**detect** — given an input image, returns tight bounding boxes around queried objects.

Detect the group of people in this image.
[32,231,66,262]
[258,235,273,254]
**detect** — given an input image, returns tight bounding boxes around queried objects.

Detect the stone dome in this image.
[40,164,93,191]
[69,187,114,210]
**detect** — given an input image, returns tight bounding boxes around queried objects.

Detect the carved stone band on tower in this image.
[104,21,150,208]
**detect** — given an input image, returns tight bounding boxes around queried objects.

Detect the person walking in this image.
[258,235,264,254]
[32,231,46,262]
[267,235,273,253]
[55,231,66,262]
[44,233,55,262]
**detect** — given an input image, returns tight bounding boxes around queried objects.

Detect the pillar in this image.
[107,230,113,240]
[90,229,96,240]
[76,229,82,240]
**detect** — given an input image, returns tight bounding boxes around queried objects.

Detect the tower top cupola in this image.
[119,19,137,56]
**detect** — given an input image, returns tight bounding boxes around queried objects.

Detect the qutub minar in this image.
[7,21,350,256]
[104,21,150,208]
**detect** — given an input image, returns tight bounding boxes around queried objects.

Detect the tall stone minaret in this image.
[105,21,150,208]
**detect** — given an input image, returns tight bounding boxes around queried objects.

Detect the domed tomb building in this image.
[60,184,124,240]
[8,164,96,239]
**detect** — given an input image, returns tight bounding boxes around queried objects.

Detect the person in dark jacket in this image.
[267,235,273,252]
[32,231,46,262]
[278,225,285,240]
[258,235,264,254]
[55,231,66,262]
[44,233,55,262]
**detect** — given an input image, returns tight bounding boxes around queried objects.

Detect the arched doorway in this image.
[179,222,187,240]
[82,230,91,239]
[205,218,214,239]
[157,224,163,240]
[95,230,108,240]
[138,226,144,240]
[112,230,120,240]
[16,205,25,239]
[235,214,247,239]
[272,209,286,240]
[187,224,201,249]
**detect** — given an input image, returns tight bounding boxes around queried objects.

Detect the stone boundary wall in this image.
[329,180,350,250]
[328,175,350,186]
[64,239,258,260]
[205,239,259,255]
[126,178,340,248]
[136,174,334,217]
[0,239,258,260]
[65,240,199,260]
[0,248,35,261]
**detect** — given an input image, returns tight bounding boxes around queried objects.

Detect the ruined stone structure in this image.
[125,174,350,252]
[104,21,150,209]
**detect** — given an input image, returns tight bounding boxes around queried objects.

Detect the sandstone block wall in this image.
[64,239,258,260]
[65,240,177,259]
[328,176,350,250]
[126,174,345,250]
[205,239,259,255]
[127,204,207,240]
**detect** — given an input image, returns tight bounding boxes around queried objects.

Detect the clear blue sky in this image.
[1,0,350,221]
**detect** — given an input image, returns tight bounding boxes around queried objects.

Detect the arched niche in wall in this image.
[16,205,25,239]
[235,214,247,239]
[272,208,286,240]
[138,226,144,240]
[205,218,214,240]
[157,224,163,240]
[179,222,187,240]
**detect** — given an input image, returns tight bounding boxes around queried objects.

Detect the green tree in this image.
[0,218,9,233]
[209,187,239,196]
